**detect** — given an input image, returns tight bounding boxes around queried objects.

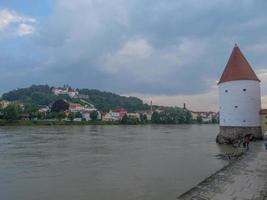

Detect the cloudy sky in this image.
[1,0,267,111]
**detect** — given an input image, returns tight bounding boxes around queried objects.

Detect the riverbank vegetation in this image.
[0,85,219,126]
[0,104,217,126]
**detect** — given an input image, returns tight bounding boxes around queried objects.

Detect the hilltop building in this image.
[217,45,262,144]
[52,86,79,98]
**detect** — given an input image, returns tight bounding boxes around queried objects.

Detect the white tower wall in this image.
[219,80,261,127]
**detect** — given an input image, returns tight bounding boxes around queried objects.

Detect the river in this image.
[0,125,229,200]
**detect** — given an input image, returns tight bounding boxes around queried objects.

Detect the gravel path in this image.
[178,141,267,200]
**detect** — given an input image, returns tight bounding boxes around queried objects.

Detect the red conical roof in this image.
[218,45,260,85]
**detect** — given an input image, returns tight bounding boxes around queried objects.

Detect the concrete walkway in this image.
[178,141,267,200]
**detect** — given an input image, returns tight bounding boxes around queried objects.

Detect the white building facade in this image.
[219,80,261,127]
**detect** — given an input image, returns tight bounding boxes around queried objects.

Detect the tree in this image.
[90,111,98,121]
[45,112,55,119]
[37,112,46,120]
[51,99,69,112]
[121,114,128,124]
[184,110,192,124]
[24,103,38,113]
[212,115,218,124]
[121,114,139,125]
[197,115,203,123]
[68,112,75,121]
[2,85,59,106]
[74,112,82,118]
[56,112,66,120]
[140,113,148,124]
[3,104,20,121]
[0,108,4,120]
[151,111,160,123]
[151,107,193,124]
[78,89,149,112]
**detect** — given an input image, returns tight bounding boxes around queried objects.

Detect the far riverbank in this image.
[0,120,217,126]
[0,120,120,126]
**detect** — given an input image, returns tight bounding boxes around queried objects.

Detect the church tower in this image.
[217,45,262,144]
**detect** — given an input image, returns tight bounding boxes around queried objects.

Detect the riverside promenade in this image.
[178,141,267,200]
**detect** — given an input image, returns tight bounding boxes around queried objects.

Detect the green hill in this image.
[1,85,149,112]
[1,85,58,106]
[78,89,149,112]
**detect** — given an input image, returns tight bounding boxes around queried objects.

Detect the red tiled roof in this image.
[218,45,260,85]
[112,108,127,113]
[260,109,267,115]
[69,103,82,107]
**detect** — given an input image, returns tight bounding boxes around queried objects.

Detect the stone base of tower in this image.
[216,126,262,144]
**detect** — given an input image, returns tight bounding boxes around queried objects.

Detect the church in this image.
[217,44,267,144]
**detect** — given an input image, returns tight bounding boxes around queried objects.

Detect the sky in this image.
[1,0,267,111]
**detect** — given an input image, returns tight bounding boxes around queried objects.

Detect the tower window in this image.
[225,90,228,93]
[243,89,247,91]
[243,120,246,122]
[234,106,238,108]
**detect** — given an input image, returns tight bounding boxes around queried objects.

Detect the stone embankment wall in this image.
[216,126,262,144]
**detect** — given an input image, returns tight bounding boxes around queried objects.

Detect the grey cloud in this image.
[3,0,267,96]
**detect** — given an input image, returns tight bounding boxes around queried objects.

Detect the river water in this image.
[0,125,229,200]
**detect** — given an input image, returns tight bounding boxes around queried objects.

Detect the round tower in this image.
[217,45,262,144]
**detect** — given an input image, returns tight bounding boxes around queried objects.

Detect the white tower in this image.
[217,45,262,144]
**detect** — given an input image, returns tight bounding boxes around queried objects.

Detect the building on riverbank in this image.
[260,109,267,135]
[191,111,218,123]
[217,44,262,144]
[0,100,11,109]
[102,108,128,121]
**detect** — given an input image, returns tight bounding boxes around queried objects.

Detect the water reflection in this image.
[0,125,227,200]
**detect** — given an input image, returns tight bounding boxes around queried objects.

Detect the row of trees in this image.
[0,99,217,124]
[0,100,99,122]
[120,114,148,125]
[151,108,218,124]
[120,108,194,125]
[0,104,22,121]
[151,108,192,124]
